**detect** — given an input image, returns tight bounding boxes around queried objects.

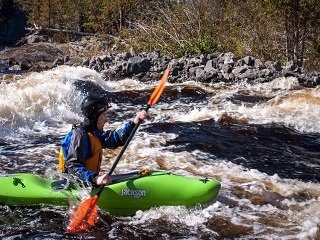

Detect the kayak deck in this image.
[0,171,221,215]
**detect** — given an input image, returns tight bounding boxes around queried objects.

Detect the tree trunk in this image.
[48,0,51,27]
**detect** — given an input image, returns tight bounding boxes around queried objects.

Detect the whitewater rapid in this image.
[0,66,319,239]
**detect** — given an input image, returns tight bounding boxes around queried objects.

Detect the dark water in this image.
[0,67,319,239]
[146,120,320,182]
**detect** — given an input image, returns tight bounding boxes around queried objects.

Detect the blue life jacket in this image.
[58,126,91,172]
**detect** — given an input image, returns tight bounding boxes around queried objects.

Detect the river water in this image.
[0,66,319,239]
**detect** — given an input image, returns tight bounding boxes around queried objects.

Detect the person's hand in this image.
[95,173,112,185]
[134,110,147,124]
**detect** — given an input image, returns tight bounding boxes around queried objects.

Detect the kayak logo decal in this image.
[13,177,26,188]
[121,189,146,198]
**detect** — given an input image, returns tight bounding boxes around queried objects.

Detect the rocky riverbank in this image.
[0,37,319,87]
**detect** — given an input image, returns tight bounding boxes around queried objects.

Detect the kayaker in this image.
[58,95,147,186]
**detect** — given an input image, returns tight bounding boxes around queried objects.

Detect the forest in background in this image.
[1,0,320,71]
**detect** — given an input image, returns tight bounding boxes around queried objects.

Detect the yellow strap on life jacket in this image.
[85,132,103,174]
[58,148,65,173]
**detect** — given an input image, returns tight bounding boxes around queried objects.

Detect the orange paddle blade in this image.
[148,68,169,105]
[66,195,99,233]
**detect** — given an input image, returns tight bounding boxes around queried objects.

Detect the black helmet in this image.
[81,95,111,119]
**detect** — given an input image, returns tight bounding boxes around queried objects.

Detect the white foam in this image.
[167,84,320,133]
[0,66,110,139]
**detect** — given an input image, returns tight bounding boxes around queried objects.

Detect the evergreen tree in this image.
[0,0,14,24]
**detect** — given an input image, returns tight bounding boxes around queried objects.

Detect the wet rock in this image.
[199,54,207,64]
[101,68,117,80]
[169,58,185,71]
[115,52,131,62]
[265,61,282,72]
[93,57,104,72]
[147,51,160,60]
[241,68,259,81]
[0,43,65,70]
[29,64,49,72]
[221,64,233,74]
[282,69,296,77]
[97,55,112,63]
[110,64,122,74]
[243,56,255,66]
[218,52,236,66]
[88,57,96,68]
[126,56,151,75]
[258,68,274,78]
[207,52,221,60]
[204,60,217,72]
[232,66,248,77]
[64,56,70,63]
[52,57,64,67]
[188,66,198,77]
[171,67,179,77]
[236,56,255,67]
[284,60,298,71]
[81,58,90,66]
[187,56,204,68]
[148,71,162,81]
[254,58,265,70]
[1,35,319,87]
[65,59,76,66]
[315,75,320,85]
[27,34,50,44]
[195,67,205,80]
[8,64,21,71]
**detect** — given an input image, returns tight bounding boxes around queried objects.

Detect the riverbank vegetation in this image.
[1,0,320,71]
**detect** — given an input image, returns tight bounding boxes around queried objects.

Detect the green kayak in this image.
[0,170,220,215]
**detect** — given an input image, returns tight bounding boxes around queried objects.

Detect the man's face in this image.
[97,106,109,130]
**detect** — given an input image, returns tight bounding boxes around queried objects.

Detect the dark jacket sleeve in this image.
[97,120,136,149]
[65,128,97,184]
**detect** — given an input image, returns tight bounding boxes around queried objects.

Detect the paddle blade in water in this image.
[66,195,99,233]
[148,68,169,105]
